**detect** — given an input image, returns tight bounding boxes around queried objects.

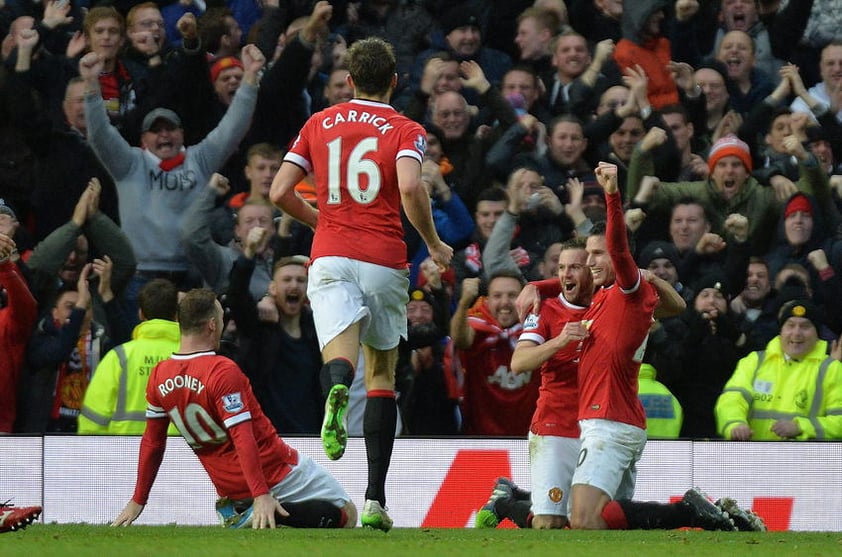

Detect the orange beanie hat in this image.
[707,135,753,174]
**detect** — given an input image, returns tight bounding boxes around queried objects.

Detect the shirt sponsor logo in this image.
[488,365,532,390]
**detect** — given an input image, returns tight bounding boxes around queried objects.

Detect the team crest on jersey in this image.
[222,392,243,413]
[415,134,427,155]
[524,313,539,329]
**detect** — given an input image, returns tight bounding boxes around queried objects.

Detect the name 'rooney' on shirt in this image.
[158,374,206,397]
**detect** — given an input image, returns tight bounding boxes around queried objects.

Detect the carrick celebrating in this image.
[270,34,452,531]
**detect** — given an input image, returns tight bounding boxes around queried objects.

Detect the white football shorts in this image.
[308,256,410,351]
[270,453,350,507]
[529,432,579,516]
[571,418,647,501]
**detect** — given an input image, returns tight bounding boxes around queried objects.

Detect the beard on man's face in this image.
[408,321,440,348]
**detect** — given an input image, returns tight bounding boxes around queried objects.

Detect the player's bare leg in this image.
[573,488,737,531]
[342,502,358,528]
[569,484,611,529]
[359,344,398,532]
[532,515,568,529]
[320,324,361,460]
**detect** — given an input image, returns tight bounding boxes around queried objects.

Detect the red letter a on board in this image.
[422,450,515,528]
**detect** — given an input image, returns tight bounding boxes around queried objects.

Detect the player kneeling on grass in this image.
[112,289,357,529]
[476,478,766,532]
[476,162,765,533]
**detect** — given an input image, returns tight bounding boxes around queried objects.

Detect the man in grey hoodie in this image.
[79,44,265,309]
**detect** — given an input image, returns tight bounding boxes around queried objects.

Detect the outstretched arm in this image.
[515,280,562,322]
[182,174,233,294]
[483,168,530,278]
[596,162,639,290]
[112,417,169,526]
[80,53,136,180]
[84,178,136,296]
[228,420,287,528]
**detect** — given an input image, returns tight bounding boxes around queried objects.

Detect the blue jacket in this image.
[409,193,474,286]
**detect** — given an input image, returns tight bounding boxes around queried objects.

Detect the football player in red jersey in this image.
[512,238,591,529]
[569,162,662,528]
[451,273,537,436]
[269,36,452,530]
[473,238,591,530]
[112,289,356,529]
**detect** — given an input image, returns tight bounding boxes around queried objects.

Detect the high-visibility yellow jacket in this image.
[78,319,180,435]
[715,337,842,440]
[638,363,683,439]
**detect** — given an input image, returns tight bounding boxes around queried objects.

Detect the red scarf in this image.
[466,298,523,344]
[159,151,186,171]
[51,329,91,420]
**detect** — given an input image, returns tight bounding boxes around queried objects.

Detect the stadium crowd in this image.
[2,0,842,448]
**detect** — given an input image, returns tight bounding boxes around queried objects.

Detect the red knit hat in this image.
[784,193,812,219]
[210,56,244,83]
[707,135,753,174]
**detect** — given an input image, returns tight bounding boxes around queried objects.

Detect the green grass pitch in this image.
[4,526,842,557]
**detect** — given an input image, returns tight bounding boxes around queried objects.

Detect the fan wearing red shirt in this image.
[112,289,356,529]
[269,37,452,531]
[0,233,37,433]
[451,272,536,436]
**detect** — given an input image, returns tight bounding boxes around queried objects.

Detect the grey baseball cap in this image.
[142,108,182,132]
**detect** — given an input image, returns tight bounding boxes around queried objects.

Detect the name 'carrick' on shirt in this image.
[284,99,427,270]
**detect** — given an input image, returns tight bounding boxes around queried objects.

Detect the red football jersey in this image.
[144,352,298,500]
[519,295,587,437]
[284,99,427,269]
[458,302,537,436]
[577,190,658,428]
[577,284,656,428]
